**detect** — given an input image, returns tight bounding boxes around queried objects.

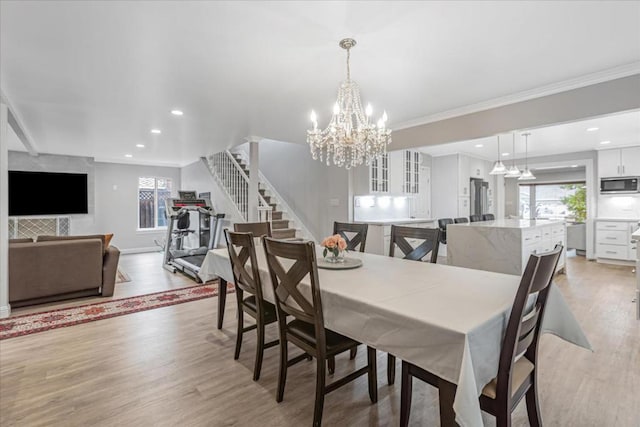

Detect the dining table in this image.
[201,244,591,427]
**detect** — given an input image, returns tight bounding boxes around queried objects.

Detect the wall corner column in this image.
[0,103,11,318]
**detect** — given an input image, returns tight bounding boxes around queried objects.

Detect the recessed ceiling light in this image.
[171,110,184,116]
[150,129,161,134]
[136,144,145,148]
[586,127,599,132]
[600,140,611,145]
[501,152,510,156]
[125,154,133,158]
[474,144,484,148]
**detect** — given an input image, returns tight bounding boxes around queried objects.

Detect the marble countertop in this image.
[449,219,564,229]
[354,217,435,226]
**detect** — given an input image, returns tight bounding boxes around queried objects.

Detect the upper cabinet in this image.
[369,153,389,193]
[599,147,640,177]
[369,150,424,195]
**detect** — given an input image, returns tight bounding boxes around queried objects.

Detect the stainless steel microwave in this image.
[600,177,640,194]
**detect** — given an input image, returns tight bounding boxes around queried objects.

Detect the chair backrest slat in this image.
[454,217,469,224]
[263,238,325,330]
[494,244,563,400]
[234,222,272,238]
[224,230,262,298]
[469,214,482,222]
[333,222,368,252]
[389,225,440,263]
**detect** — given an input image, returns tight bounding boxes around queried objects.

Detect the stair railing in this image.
[208,151,272,222]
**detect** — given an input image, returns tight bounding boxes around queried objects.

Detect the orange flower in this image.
[337,238,347,251]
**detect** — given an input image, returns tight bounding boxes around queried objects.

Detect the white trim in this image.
[393,63,640,131]
[0,90,38,156]
[136,227,167,233]
[120,246,162,255]
[0,304,10,319]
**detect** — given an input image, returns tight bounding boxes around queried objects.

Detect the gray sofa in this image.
[9,235,120,307]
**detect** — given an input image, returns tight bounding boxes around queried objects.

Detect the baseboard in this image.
[595,258,635,267]
[0,304,11,319]
[120,246,162,255]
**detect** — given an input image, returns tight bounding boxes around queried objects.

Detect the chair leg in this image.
[387,354,396,385]
[313,356,327,427]
[328,356,335,375]
[495,413,512,427]
[525,377,542,427]
[234,307,243,360]
[437,379,458,427]
[276,338,288,402]
[253,318,265,381]
[400,361,412,427]
[350,346,358,360]
[367,346,378,403]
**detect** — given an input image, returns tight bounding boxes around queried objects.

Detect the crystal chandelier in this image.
[307,38,391,169]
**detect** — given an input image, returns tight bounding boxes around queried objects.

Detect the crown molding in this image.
[393,62,640,131]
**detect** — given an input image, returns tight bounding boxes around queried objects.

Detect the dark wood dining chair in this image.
[482,213,495,221]
[400,245,563,427]
[333,221,368,252]
[262,237,378,427]
[437,218,453,245]
[469,214,482,222]
[234,221,272,237]
[224,230,278,381]
[454,217,469,224]
[386,225,440,385]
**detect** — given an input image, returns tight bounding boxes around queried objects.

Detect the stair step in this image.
[269,203,277,210]
[271,211,283,220]
[271,219,290,230]
[272,228,297,239]
[262,196,271,204]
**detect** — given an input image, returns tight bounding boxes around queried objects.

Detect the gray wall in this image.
[254,139,348,240]
[393,75,640,150]
[9,151,181,251]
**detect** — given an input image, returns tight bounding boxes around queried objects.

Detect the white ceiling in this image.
[1,1,640,166]
[417,109,640,161]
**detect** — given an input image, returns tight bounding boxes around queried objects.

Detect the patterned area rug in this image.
[0,281,234,340]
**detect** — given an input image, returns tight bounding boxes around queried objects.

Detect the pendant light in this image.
[518,132,536,180]
[505,132,521,178]
[489,135,507,175]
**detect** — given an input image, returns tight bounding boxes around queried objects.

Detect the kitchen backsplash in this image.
[598,195,640,219]
[353,195,411,222]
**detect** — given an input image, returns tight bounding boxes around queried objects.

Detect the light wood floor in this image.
[1,252,638,426]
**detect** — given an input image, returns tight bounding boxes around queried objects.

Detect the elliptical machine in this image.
[162,191,225,282]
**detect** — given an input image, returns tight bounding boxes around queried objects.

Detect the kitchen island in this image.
[447,219,566,275]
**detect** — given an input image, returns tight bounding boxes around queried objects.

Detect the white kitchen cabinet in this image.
[595,220,639,262]
[369,153,389,193]
[365,221,437,256]
[598,146,640,177]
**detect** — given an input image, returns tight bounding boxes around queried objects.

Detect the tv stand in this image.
[8,216,71,240]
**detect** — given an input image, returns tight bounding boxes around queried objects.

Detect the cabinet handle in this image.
[623,165,625,174]
[605,225,616,228]
[606,251,617,254]
[617,165,620,175]
[605,236,617,240]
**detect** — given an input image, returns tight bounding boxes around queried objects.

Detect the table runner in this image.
[203,246,591,427]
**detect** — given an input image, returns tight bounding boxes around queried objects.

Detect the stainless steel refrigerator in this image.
[470,178,488,216]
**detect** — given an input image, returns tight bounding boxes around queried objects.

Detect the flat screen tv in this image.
[9,170,89,216]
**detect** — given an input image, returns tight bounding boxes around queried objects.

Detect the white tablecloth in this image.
[204,246,591,427]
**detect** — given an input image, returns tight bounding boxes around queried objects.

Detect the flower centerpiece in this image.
[321,234,348,263]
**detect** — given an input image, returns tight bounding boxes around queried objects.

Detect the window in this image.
[519,182,584,220]
[370,153,389,193]
[404,150,421,194]
[138,177,173,229]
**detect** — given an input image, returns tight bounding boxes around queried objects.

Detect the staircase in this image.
[207,150,309,241]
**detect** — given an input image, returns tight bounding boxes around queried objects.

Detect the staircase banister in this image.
[223,151,272,209]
